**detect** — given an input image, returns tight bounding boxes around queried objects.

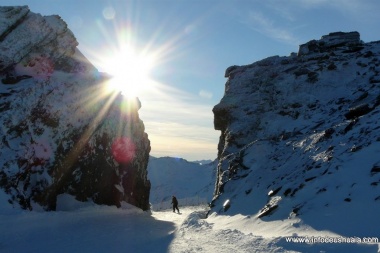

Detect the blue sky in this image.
[4,0,380,161]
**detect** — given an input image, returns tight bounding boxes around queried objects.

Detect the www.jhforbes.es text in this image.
[285,236,379,244]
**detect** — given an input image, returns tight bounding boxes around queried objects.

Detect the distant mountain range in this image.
[148,156,216,208]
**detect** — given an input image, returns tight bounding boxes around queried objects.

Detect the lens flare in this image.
[77,4,204,160]
[111,137,136,164]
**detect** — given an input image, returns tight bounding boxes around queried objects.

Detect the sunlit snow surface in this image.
[0,192,378,252]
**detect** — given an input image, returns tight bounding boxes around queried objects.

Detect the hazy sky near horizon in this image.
[3,0,380,161]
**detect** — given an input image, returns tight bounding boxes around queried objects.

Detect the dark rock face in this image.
[0,6,151,211]
[211,31,380,229]
[298,31,361,56]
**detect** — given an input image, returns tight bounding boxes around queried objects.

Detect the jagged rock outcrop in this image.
[211,32,380,234]
[0,6,151,211]
[298,31,361,56]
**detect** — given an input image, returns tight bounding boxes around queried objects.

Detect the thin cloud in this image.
[230,0,379,46]
[146,122,219,160]
[199,89,213,99]
[220,0,301,44]
[287,0,379,21]
[245,10,300,45]
[138,81,219,160]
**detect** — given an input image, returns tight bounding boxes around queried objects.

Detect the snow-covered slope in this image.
[211,31,380,242]
[1,192,377,253]
[148,156,216,208]
[0,6,150,211]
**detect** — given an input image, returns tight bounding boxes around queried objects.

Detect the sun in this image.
[103,45,155,97]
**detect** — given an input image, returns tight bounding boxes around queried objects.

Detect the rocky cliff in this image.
[0,6,151,211]
[212,32,380,236]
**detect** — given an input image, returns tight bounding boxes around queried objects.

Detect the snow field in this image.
[0,190,378,253]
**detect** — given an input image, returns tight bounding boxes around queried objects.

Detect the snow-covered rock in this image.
[212,31,380,238]
[0,6,150,211]
[298,31,361,56]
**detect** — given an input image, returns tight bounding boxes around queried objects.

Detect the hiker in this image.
[171,195,179,213]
